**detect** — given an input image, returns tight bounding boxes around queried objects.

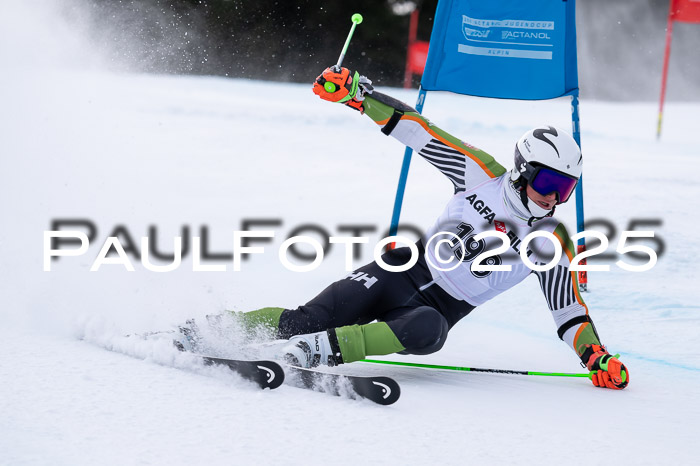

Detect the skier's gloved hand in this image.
[581,344,629,390]
[313,66,373,112]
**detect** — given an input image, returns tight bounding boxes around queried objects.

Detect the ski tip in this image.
[256,362,285,389]
[364,376,401,405]
[201,356,285,390]
[283,365,401,405]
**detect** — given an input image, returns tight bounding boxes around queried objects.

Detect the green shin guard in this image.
[227,307,284,336]
[334,322,405,363]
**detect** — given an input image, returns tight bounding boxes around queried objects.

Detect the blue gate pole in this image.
[387,86,428,244]
[571,93,587,292]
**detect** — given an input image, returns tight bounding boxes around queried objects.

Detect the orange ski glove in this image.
[581,344,629,390]
[312,66,372,111]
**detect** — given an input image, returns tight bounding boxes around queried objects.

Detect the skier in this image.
[199,67,629,390]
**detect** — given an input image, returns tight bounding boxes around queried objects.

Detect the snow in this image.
[2,70,698,465]
[2,4,700,466]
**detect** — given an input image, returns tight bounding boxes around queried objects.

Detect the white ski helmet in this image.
[510,125,582,205]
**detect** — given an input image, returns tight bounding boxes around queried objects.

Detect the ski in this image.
[285,365,400,405]
[201,356,285,390]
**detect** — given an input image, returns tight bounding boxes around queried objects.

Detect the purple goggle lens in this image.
[530,167,578,204]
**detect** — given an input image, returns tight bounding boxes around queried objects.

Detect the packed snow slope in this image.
[2,69,700,465]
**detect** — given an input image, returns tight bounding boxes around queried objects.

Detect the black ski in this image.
[201,356,285,390]
[285,365,400,405]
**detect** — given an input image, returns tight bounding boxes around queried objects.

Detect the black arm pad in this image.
[556,314,592,340]
[370,91,417,113]
[381,110,404,136]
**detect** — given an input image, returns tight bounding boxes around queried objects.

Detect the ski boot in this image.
[172,319,201,353]
[131,319,202,353]
[279,330,343,368]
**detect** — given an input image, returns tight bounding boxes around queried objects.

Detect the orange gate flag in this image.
[658,0,700,138]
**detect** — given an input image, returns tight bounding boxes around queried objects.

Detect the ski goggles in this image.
[529,165,579,204]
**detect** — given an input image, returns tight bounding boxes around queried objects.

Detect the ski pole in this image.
[334,13,363,71]
[360,359,591,378]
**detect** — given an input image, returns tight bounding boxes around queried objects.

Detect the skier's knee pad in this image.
[389,306,448,355]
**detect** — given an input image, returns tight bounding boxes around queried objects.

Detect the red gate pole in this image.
[657,1,675,139]
[404,9,420,89]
